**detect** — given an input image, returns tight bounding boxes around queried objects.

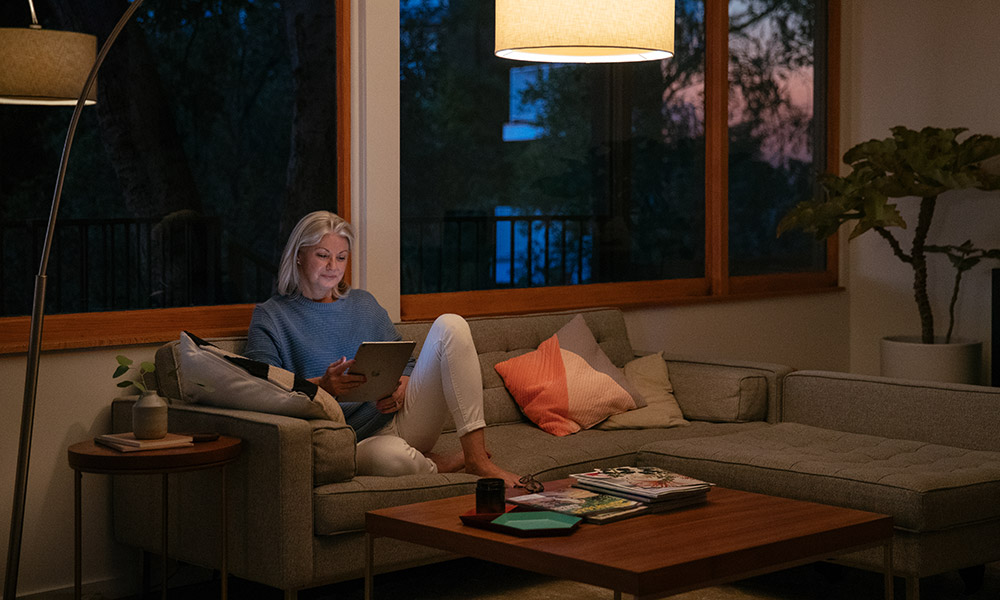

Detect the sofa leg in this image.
[959,565,985,594]
[905,576,920,600]
[284,590,298,600]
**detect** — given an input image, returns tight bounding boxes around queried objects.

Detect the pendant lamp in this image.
[495,0,674,63]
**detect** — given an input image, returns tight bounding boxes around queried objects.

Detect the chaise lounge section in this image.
[639,371,1000,599]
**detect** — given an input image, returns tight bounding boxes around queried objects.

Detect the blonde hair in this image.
[277,211,355,298]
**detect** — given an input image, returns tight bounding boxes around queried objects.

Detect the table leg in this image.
[142,551,151,599]
[364,533,374,600]
[883,539,894,600]
[161,474,168,600]
[74,470,82,600]
[221,465,228,600]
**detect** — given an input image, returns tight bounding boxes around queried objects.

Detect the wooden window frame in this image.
[0,1,352,355]
[399,0,841,321]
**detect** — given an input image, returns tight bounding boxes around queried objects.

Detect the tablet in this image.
[337,340,416,403]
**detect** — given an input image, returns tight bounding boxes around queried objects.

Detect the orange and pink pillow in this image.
[494,314,645,436]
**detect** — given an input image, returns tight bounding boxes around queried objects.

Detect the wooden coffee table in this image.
[364,480,894,599]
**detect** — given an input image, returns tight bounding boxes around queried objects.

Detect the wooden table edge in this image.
[68,436,242,473]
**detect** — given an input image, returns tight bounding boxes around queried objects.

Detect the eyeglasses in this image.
[518,473,544,493]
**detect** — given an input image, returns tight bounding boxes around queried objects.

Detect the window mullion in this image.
[705,0,730,297]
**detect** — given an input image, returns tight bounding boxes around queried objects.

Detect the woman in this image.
[245,210,519,486]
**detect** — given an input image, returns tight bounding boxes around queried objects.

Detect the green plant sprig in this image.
[113,355,155,393]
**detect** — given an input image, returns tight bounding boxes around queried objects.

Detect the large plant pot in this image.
[880,336,982,385]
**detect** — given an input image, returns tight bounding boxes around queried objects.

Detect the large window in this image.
[399,0,837,319]
[0,0,349,352]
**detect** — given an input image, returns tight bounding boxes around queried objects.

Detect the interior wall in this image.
[0,346,154,598]
[625,293,848,371]
[352,0,401,318]
[841,0,1000,380]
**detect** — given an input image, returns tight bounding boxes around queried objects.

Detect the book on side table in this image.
[95,432,194,452]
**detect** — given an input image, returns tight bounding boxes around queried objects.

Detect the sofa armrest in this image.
[781,370,1000,452]
[657,354,793,423]
[110,399,344,591]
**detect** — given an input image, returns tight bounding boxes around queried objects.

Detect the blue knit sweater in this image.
[244,289,412,440]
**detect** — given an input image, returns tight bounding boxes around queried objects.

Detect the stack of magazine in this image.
[509,466,713,524]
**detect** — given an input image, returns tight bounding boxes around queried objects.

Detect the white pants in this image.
[356,313,486,476]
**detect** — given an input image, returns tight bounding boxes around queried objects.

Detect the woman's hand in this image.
[375,375,409,414]
[312,357,366,397]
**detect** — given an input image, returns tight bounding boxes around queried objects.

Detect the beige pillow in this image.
[595,352,688,430]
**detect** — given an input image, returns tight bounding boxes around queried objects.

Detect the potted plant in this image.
[113,355,168,439]
[778,126,1000,383]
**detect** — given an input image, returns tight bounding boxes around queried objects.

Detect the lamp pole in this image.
[4,0,146,596]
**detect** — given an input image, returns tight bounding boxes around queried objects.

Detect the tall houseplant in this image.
[779,126,1000,348]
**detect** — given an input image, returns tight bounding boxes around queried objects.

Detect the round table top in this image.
[68,435,242,474]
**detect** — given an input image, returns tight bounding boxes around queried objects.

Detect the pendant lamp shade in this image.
[495,0,674,63]
[0,27,98,105]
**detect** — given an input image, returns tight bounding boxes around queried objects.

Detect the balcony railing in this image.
[0,216,277,317]
[401,212,601,294]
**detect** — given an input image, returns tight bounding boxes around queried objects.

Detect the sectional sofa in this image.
[110,308,1000,600]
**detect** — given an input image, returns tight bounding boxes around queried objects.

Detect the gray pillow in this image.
[176,331,345,422]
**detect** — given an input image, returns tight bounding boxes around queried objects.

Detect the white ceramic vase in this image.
[132,389,168,439]
[880,336,982,385]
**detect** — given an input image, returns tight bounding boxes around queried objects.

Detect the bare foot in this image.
[465,461,521,488]
[426,450,465,473]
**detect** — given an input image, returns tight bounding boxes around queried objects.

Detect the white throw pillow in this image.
[176,331,345,423]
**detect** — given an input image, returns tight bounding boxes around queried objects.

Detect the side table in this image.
[67,436,242,600]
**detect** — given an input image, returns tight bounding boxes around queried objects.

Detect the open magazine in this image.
[570,466,713,500]
[508,487,640,516]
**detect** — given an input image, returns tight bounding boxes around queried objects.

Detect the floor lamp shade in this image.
[495,0,674,63]
[0,27,98,105]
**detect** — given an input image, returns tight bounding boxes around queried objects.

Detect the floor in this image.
[118,558,1000,600]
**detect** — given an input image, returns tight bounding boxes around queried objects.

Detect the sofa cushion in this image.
[638,422,1000,533]
[781,370,1000,451]
[666,361,768,422]
[176,331,345,423]
[596,352,688,430]
[314,474,479,535]
[493,316,643,436]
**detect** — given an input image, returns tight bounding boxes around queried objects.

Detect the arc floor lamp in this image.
[2,0,146,596]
